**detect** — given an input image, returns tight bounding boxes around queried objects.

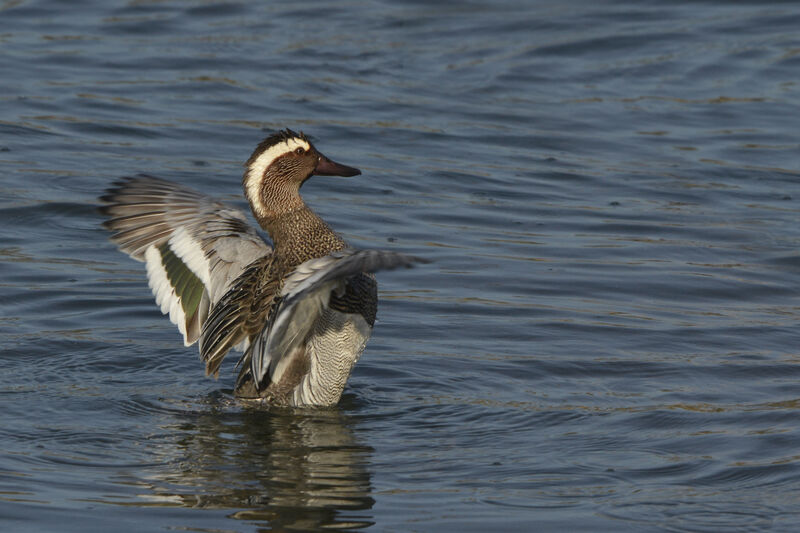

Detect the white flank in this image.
[266,286,337,385]
[244,136,310,216]
[145,245,190,345]
[294,313,371,407]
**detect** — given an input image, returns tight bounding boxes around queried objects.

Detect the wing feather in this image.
[249,249,427,388]
[101,174,271,347]
[198,254,279,377]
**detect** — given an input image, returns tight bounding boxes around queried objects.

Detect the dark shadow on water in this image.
[116,390,375,531]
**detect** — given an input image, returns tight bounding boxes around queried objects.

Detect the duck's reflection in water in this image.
[136,394,375,530]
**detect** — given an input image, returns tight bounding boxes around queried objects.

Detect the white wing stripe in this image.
[145,244,191,345]
[170,226,211,286]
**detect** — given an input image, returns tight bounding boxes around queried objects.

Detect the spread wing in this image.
[100,175,272,349]
[245,249,428,391]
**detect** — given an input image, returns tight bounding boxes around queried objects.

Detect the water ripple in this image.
[1,1,800,531]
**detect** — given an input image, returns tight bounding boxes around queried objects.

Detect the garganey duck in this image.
[100,129,424,407]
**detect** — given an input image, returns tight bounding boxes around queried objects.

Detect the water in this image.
[1,0,799,531]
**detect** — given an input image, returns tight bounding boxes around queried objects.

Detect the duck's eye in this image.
[294,147,305,156]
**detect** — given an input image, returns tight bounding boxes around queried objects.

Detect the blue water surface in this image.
[1,1,800,531]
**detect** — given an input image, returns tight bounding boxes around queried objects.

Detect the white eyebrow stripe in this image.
[244,137,311,216]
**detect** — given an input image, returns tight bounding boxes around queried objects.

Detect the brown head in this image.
[243,129,360,220]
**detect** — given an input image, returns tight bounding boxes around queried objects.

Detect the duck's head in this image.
[243,129,360,219]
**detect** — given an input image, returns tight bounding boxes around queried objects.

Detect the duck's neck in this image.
[260,205,347,267]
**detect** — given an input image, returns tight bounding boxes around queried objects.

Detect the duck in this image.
[100,129,425,407]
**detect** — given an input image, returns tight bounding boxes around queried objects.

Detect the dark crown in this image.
[245,129,310,168]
